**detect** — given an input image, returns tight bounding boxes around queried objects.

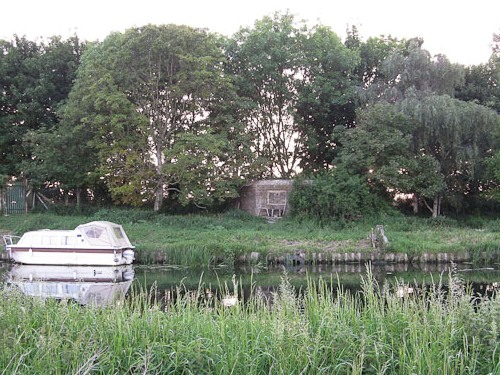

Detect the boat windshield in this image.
[113,226,125,239]
[112,226,130,247]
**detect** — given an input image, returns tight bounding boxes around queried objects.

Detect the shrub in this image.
[92,208,159,224]
[289,168,388,223]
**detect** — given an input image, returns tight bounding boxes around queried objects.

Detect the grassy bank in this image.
[1,209,500,266]
[1,271,499,374]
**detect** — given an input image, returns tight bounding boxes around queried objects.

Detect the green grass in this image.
[1,209,500,266]
[1,270,499,374]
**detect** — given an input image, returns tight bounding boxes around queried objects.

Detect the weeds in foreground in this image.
[0,269,499,374]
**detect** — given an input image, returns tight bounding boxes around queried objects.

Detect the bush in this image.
[31,203,98,217]
[91,207,159,224]
[289,168,389,223]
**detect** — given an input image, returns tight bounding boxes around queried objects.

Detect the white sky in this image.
[2,0,499,66]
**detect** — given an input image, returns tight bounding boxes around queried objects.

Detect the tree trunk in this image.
[432,195,441,218]
[76,188,81,208]
[154,176,164,212]
[153,142,165,212]
[412,194,419,214]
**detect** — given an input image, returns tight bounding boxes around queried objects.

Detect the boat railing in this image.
[3,235,21,248]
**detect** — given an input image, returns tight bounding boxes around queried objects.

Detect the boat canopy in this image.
[15,221,134,249]
[76,221,134,248]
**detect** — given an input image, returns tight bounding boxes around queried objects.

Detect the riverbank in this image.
[1,210,500,266]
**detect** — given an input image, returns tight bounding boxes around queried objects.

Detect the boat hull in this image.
[7,246,135,266]
[3,221,135,266]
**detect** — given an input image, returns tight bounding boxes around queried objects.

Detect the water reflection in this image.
[133,262,500,308]
[1,261,500,307]
[5,264,134,307]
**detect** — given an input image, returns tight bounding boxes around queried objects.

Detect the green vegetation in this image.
[2,210,500,266]
[1,270,499,374]
[2,14,500,218]
[289,168,388,222]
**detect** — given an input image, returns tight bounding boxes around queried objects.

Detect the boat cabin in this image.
[17,221,134,249]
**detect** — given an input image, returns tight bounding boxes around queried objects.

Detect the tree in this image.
[357,38,464,106]
[456,63,499,111]
[343,41,500,217]
[0,36,41,178]
[294,25,359,172]
[401,94,499,216]
[345,28,406,88]
[226,13,361,176]
[455,33,500,113]
[226,12,307,177]
[344,97,499,217]
[21,121,99,207]
[64,25,255,211]
[288,167,385,222]
[0,35,85,180]
[339,102,444,211]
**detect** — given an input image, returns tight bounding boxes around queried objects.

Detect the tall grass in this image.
[2,209,500,266]
[1,269,499,374]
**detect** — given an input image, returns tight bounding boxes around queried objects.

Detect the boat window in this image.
[84,225,112,246]
[85,227,104,239]
[42,284,59,295]
[22,284,38,295]
[113,226,125,239]
[63,284,80,294]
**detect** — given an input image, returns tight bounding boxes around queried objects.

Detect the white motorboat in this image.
[6,264,134,306]
[2,221,135,266]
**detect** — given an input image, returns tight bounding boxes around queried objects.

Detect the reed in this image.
[2,210,500,266]
[1,269,499,374]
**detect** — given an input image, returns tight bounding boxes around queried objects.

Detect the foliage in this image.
[21,120,99,206]
[0,35,85,178]
[226,12,307,177]
[376,38,465,101]
[62,25,257,211]
[288,168,388,223]
[294,25,360,171]
[348,40,500,217]
[456,61,500,113]
[345,28,406,88]
[399,94,500,213]
[226,13,362,176]
[456,32,500,113]
[2,24,500,216]
[1,271,500,374]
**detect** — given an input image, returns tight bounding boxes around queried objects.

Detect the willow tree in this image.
[345,40,500,217]
[64,25,253,210]
[399,94,499,216]
[363,38,465,103]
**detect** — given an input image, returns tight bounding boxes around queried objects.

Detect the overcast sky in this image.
[2,0,499,66]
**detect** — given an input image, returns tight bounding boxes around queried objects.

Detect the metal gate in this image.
[1,181,27,214]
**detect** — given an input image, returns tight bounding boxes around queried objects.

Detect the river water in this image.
[1,261,499,306]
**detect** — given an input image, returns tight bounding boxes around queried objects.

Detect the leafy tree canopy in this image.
[62,24,258,210]
[0,35,85,178]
